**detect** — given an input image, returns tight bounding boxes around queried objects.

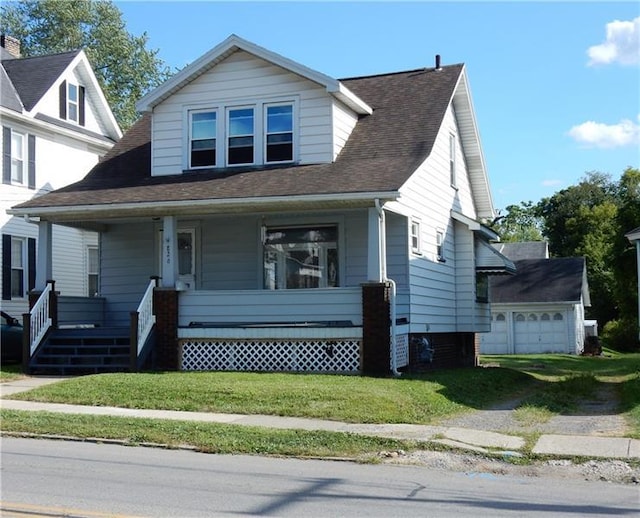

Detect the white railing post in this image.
[136,278,157,356]
[29,282,53,356]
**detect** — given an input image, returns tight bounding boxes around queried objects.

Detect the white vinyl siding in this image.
[394,104,481,333]
[332,101,358,160]
[100,222,157,326]
[150,51,338,176]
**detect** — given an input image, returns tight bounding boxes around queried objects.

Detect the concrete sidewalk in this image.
[1,376,639,460]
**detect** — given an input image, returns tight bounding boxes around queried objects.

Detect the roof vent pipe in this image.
[435,54,441,70]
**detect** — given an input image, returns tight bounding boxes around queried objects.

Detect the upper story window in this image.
[68,83,79,123]
[449,133,457,188]
[186,100,295,170]
[10,131,25,184]
[3,126,35,189]
[59,80,85,125]
[190,110,217,168]
[227,107,254,165]
[410,219,421,255]
[265,104,293,163]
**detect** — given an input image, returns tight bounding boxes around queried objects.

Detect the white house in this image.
[1,35,121,318]
[10,35,513,375]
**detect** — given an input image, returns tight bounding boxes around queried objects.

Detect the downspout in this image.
[375,199,400,377]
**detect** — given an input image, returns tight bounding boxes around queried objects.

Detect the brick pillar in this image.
[361,281,392,375]
[153,288,179,370]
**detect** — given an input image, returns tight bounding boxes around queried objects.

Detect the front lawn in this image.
[8,368,531,425]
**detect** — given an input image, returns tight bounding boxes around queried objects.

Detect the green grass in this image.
[7,368,531,424]
[0,364,23,382]
[4,352,640,449]
[0,409,413,459]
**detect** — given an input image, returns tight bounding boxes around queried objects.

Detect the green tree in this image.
[536,172,619,327]
[0,0,171,130]
[492,201,544,242]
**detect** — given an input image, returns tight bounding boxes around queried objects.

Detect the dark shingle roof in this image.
[490,257,586,303]
[15,64,464,210]
[493,241,548,261]
[1,50,79,111]
[0,63,22,111]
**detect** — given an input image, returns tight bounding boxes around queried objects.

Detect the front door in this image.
[177,229,196,289]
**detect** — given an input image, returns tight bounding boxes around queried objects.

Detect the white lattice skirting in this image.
[394,333,409,368]
[180,339,362,373]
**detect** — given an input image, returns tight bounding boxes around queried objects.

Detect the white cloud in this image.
[568,115,640,148]
[587,17,640,66]
[541,179,562,187]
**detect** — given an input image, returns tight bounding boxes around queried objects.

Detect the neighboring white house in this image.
[11,35,514,375]
[481,242,590,355]
[1,35,121,317]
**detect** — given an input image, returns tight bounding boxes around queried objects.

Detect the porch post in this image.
[161,216,178,288]
[35,221,52,291]
[367,207,383,282]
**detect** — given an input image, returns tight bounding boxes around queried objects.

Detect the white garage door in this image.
[514,312,567,354]
[480,313,509,354]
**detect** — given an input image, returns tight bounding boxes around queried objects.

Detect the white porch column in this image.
[367,207,383,282]
[161,216,178,288]
[35,220,52,291]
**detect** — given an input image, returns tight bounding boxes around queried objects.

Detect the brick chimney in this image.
[0,35,21,58]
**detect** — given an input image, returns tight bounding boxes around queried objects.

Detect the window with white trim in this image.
[87,246,99,297]
[265,104,293,163]
[11,237,25,298]
[227,107,255,165]
[190,110,217,168]
[11,131,25,184]
[449,133,457,188]
[436,230,445,261]
[410,219,421,254]
[67,83,79,123]
[186,100,295,170]
[263,226,338,289]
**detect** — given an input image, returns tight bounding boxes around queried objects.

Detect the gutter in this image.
[375,199,400,377]
[9,191,401,220]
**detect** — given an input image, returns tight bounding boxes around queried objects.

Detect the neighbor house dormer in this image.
[136,35,372,177]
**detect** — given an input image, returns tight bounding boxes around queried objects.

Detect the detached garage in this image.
[481,257,590,355]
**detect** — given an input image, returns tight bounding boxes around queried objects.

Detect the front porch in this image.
[24,280,409,375]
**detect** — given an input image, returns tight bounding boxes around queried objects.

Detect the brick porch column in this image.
[153,288,179,370]
[361,281,392,375]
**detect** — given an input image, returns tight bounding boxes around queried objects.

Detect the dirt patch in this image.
[383,449,640,485]
[438,382,630,437]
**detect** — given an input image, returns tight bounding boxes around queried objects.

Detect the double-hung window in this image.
[228,107,254,165]
[410,219,421,255]
[11,237,25,298]
[264,226,339,289]
[87,246,99,297]
[436,230,445,261]
[190,110,217,168]
[265,104,293,163]
[10,131,25,184]
[67,83,79,123]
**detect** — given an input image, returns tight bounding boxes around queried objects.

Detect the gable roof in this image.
[2,50,79,111]
[490,257,589,305]
[626,227,640,242]
[1,48,121,141]
[136,34,372,116]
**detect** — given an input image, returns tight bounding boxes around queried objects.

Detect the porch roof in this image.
[10,64,467,221]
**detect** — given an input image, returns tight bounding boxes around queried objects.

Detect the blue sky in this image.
[115,1,639,211]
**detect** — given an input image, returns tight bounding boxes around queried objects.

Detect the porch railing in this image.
[27,282,53,356]
[130,278,157,369]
